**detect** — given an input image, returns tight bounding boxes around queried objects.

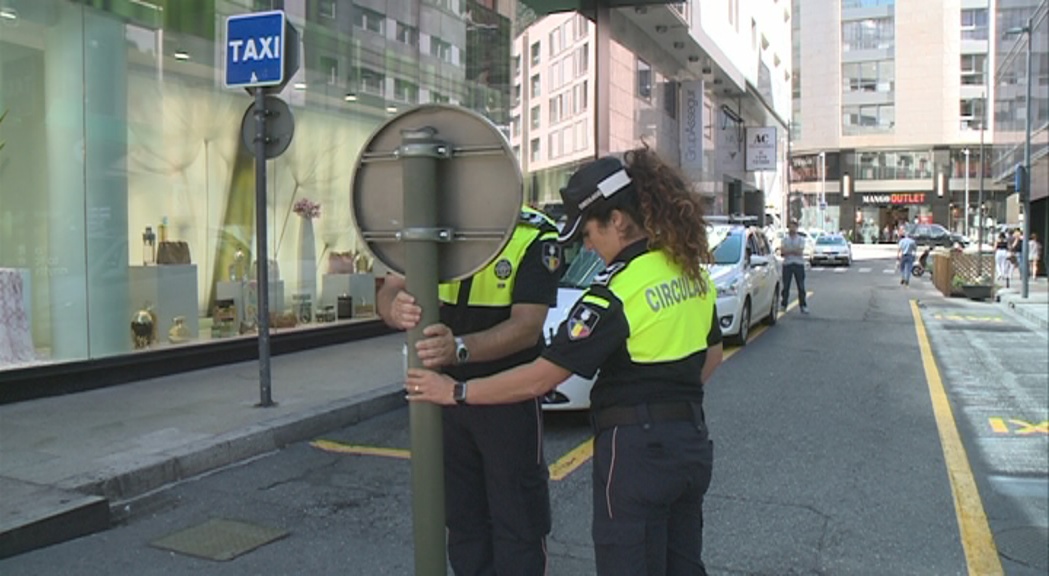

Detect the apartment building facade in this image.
[791,0,1010,243]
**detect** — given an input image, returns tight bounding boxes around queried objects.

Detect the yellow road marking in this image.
[988,418,1010,434]
[911,301,1003,576]
[548,438,594,481]
[1012,420,1049,435]
[316,291,815,480]
[311,439,411,460]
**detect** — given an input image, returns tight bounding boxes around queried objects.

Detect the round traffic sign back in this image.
[350,105,522,282]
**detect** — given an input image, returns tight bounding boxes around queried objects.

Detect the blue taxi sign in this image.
[225,10,285,88]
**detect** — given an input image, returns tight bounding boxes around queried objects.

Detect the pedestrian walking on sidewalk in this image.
[406,148,725,576]
[378,204,563,576]
[995,232,1012,286]
[1029,233,1041,279]
[898,230,918,286]
[781,219,808,313]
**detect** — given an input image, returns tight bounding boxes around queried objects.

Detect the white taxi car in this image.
[810,234,852,266]
[708,223,781,346]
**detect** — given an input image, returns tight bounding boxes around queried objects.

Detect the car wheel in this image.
[765,287,778,326]
[734,299,751,346]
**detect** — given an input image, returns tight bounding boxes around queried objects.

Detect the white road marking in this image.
[859,267,872,273]
[834,268,847,273]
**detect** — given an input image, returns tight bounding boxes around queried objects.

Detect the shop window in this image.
[637,58,652,100]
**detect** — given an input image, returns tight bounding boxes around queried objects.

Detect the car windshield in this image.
[558,247,604,289]
[817,236,847,245]
[710,229,743,265]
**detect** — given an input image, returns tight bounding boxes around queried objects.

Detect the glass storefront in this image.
[2,1,749,374]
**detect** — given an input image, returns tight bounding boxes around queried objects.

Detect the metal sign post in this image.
[351,105,523,576]
[225,10,298,407]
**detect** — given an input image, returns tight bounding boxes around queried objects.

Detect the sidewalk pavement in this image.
[0,276,1045,559]
[0,333,406,558]
[995,278,1049,330]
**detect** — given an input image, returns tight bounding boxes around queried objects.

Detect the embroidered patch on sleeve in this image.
[567,304,600,340]
[542,242,562,273]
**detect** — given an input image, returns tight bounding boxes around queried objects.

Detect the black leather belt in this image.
[592,402,696,431]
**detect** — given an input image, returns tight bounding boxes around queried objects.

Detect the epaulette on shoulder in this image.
[519,209,556,231]
[591,262,626,286]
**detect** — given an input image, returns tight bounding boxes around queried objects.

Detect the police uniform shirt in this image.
[542,240,722,410]
[440,209,563,381]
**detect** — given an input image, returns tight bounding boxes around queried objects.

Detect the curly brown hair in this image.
[585,145,711,293]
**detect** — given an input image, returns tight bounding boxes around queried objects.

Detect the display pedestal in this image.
[128,265,199,343]
[216,280,285,327]
[322,273,376,317]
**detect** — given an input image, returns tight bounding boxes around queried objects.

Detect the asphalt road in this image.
[2,246,1046,575]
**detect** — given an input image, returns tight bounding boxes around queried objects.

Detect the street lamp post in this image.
[977,94,987,279]
[1006,19,1033,298]
[819,151,826,232]
[963,148,970,237]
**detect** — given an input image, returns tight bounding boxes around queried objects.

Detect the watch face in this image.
[457,346,469,362]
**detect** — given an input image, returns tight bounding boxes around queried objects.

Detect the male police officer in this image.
[378,206,562,576]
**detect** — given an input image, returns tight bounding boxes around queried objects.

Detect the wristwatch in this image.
[454,336,469,364]
[453,381,469,405]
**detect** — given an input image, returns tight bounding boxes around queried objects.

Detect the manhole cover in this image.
[150,518,288,561]
[996,526,1049,570]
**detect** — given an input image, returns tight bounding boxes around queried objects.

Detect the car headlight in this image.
[716,277,741,297]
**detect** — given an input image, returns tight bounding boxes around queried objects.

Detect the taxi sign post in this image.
[351,105,523,576]
[225,10,299,408]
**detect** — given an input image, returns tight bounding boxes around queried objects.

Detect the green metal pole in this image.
[1021,19,1032,298]
[400,126,447,576]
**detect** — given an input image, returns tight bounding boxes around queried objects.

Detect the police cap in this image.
[558,156,634,243]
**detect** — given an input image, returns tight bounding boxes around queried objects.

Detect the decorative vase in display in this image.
[168,316,190,344]
[297,217,317,302]
[131,305,157,349]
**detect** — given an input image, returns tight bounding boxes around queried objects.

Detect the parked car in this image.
[709,223,781,346]
[810,234,853,266]
[541,247,603,411]
[905,223,970,248]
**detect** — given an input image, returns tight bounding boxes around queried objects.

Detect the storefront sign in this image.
[745,127,777,171]
[860,193,927,205]
[679,81,703,178]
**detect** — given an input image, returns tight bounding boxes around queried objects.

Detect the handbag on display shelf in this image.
[157,241,192,265]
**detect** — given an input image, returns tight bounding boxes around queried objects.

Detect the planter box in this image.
[961,284,994,301]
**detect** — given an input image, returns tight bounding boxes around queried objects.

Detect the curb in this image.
[75,384,406,516]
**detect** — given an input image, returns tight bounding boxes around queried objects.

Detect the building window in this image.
[574,81,588,114]
[960,54,986,86]
[530,74,541,98]
[530,41,541,66]
[319,0,336,19]
[637,58,652,99]
[319,55,338,85]
[842,18,895,51]
[843,104,894,134]
[431,92,450,104]
[396,23,419,46]
[513,84,521,107]
[354,6,385,34]
[394,79,419,103]
[959,98,986,130]
[664,80,678,119]
[357,67,385,95]
[842,60,893,92]
[842,0,894,8]
[513,54,521,77]
[530,105,540,129]
[530,138,541,162]
[431,37,453,63]
[576,43,589,77]
[960,8,988,41]
[511,115,521,138]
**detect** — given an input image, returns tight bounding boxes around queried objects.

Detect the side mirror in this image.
[750,255,768,268]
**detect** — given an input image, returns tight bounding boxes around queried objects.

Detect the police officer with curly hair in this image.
[378,205,563,576]
[407,146,724,575]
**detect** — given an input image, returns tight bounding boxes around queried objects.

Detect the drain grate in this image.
[150,519,288,561]
[996,526,1049,570]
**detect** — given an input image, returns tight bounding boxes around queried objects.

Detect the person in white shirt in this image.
[897,231,918,286]
[780,220,808,314]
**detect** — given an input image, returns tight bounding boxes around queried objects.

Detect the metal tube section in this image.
[1021,19,1032,299]
[254,89,274,407]
[977,95,986,278]
[401,127,447,576]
